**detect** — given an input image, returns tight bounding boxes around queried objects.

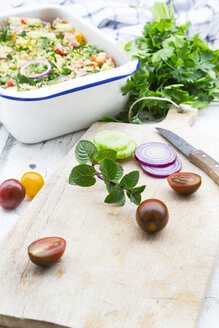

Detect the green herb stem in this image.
[93,164,128,191]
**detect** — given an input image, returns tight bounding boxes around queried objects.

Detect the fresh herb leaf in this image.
[127,190,142,205]
[120,171,139,189]
[0,76,8,85]
[152,47,173,63]
[17,72,38,86]
[69,164,96,187]
[7,53,12,60]
[127,185,146,205]
[95,149,117,163]
[0,26,11,42]
[100,116,122,123]
[105,188,125,206]
[62,67,71,75]
[131,185,146,194]
[19,31,26,37]
[100,158,123,182]
[104,180,116,193]
[16,46,29,52]
[56,33,64,40]
[107,2,219,123]
[75,140,98,164]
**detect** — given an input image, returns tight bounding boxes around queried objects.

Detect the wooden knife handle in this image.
[189,150,219,185]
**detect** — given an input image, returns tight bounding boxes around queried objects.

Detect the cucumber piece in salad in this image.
[93,130,136,159]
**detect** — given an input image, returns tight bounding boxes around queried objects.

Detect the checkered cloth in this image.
[1,0,219,42]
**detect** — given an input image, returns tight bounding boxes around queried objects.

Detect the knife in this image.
[156,127,219,185]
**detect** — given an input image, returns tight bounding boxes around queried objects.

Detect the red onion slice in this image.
[20,59,51,79]
[141,157,182,178]
[0,57,9,60]
[135,142,177,167]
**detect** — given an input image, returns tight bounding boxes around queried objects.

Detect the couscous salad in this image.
[0,16,116,91]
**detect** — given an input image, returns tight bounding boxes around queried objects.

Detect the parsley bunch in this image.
[69,140,146,206]
[105,18,219,124]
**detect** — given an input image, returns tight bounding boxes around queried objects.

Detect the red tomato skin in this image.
[28,237,66,267]
[55,48,67,56]
[167,172,202,195]
[136,199,169,233]
[21,18,27,24]
[7,78,15,88]
[0,179,26,209]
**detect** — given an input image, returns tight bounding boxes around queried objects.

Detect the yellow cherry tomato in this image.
[74,31,86,44]
[21,172,44,198]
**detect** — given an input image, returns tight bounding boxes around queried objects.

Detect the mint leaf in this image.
[105,188,125,206]
[75,140,98,164]
[120,171,139,189]
[131,185,146,193]
[100,158,123,181]
[104,180,116,193]
[127,191,141,205]
[114,162,124,181]
[127,185,146,205]
[69,139,147,207]
[69,164,96,187]
[127,190,141,205]
[95,149,117,163]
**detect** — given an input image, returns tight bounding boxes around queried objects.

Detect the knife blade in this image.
[156,127,219,185]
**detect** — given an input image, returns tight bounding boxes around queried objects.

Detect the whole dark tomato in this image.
[28,237,66,267]
[136,199,169,233]
[0,179,26,209]
[167,172,201,195]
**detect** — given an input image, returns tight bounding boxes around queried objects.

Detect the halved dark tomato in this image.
[167,172,201,195]
[28,237,66,267]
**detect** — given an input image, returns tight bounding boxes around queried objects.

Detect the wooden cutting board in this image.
[0,106,219,328]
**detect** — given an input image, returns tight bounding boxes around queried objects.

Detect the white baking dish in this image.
[0,5,139,143]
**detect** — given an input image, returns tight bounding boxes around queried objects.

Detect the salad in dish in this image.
[0,16,116,91]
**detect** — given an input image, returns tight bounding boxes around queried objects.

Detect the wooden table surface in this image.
[0,102,218,327]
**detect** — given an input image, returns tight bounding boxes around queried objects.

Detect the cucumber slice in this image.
[116,140,136,159]
[94,130,130,151]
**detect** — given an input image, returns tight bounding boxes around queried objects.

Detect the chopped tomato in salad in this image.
[6,78,15,88]
[0,16,116,91]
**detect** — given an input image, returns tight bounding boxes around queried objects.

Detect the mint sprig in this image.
[69,140,146,206]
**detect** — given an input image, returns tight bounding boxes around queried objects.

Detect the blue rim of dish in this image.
[0,60,140,102]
